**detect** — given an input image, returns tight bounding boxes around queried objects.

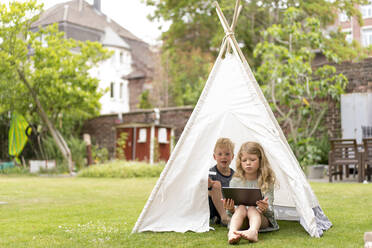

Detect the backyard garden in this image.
[1,1,372,247]
[0,167,371,248]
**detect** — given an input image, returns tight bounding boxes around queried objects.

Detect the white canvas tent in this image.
[132,1,332,237]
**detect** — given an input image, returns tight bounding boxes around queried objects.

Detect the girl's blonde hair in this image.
[234,142,276,194]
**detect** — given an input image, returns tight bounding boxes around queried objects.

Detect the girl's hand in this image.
[256,197,269,214]
[223,198,235,213]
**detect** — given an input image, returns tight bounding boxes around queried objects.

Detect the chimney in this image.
[94,0,101,12]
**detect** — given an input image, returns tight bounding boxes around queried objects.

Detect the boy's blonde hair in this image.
[214,138,235,154]
[234,142,276,194]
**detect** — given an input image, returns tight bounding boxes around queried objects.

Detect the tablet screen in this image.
[222,187,263,206]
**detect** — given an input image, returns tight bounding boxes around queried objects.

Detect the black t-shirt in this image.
[209,165,234,187]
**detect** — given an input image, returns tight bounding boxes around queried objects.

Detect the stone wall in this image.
[82,106,193,158]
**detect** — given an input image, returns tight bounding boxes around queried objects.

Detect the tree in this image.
[0,1,110,172]
[164,47,213,106]
[145,0,367,106]
[253,7,361,166]
[138,90,154,109]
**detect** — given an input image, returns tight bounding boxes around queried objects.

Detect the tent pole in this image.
[213,1,231,33]
[227,0,242,54]
[213,1,242,56]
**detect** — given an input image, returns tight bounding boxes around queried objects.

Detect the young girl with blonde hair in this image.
[223,141,279,244]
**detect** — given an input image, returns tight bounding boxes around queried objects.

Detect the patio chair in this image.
[362,126,372,138]
[363,138,372,182]
[328,139,363,182]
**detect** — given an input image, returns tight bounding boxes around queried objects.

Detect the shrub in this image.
[38,162,69,174]
[115,132,128,160]
[43,135,87,170]
[91,145,109,164]
[0,166,31,175]
[66,136,86,170]
[77,160,165,178]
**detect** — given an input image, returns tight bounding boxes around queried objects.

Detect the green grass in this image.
[0,177,371,247]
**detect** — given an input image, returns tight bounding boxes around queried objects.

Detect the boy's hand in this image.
[208,178,213,188]
[223,198,235,213]
[256,197,268,213]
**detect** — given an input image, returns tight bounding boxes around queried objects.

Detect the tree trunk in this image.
[17,69,74,174]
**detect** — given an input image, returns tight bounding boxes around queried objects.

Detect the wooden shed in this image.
[115,123,174,163]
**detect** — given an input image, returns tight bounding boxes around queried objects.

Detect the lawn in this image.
[0,176,371,248]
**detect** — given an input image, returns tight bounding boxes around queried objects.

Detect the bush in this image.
[289,134,330,168]
[77,160,165,178]
[0,166,31,175]
[67,137,86,170]
[115,132,128,160]
[91,145,109,164]
[38,161,69,174]
[43,136,87,170]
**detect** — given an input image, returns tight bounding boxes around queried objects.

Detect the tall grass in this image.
[77,160,165,178]
[43,136,87,170]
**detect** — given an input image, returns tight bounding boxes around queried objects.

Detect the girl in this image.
[223,142,278,244]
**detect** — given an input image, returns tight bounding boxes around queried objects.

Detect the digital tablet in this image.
[222,187,263,206]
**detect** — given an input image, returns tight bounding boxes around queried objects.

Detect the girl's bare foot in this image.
[235,229,258,242]
[228,231,241,244]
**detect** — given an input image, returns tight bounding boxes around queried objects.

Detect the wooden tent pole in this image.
[227,0,242,54]
[231,7,242,35]
[213,1,242,56]
[213,1,230,33]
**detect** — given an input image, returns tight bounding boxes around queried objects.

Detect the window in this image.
[110,82,114,98]
[120,51,124,64]
[158,128,168,143]
[342,29,353,43]
[339,11,349,22]
[345,33,353,43]
[119,83,123,99]
[362,28,372,46]
[361,3,372,19]
[138,128,147,143]
[110,51,116,65]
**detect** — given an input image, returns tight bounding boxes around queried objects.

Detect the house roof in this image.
[32,0,154,77]
[32,0,140,41]
[101,26,130,49]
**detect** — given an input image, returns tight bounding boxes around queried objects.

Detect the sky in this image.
[1,0,169,45]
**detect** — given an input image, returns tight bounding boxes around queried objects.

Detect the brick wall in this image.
[128,78,146,110]
[84,58,372,157]
[82,115,119,157]
[325,58,372,138]
[82,106,193,158]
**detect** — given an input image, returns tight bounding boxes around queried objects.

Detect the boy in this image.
[208,137,235,226]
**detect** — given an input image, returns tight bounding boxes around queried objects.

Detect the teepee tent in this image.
[132,1,332,237]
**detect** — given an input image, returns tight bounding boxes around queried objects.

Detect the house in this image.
[31,0,154,115]
[318,3,372,142]
[337,2,372,46]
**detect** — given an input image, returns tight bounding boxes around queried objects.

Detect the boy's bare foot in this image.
[228,232,241,244]
[235,229,258,242]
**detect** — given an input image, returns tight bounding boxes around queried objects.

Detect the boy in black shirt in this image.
[208,138,235,226]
